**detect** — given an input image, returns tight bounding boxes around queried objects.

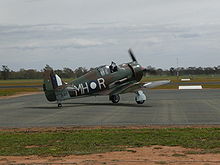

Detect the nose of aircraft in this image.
[128,48,147,81]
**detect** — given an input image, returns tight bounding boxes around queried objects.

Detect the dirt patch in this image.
[0,92,43,99]
[1,146,220,165]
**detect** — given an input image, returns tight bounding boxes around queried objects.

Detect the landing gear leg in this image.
[135,90,146,104]
[109,94,120,103]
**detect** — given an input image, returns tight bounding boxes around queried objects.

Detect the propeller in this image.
[128,48,147,73]
[128,48,137,62]
[127,48,145,81]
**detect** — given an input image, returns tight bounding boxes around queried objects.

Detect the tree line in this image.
[146,66,220,76]
[1,65,220,80]
[0,65,90,80]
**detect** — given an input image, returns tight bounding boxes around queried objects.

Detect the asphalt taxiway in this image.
[0,89,220,127]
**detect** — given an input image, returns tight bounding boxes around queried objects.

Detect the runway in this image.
[0,89,220,128]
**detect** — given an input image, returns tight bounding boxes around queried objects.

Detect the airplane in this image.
[43,49,170,107]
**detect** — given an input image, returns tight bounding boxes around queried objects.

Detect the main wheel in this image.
[135,90,146,104]
[109,94,120,103]
[136,100,145,104]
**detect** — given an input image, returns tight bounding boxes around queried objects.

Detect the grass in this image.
[0,88,41,96]
[0,79,73,84]
[0,79,72,96]
[0,79,43,96]
[0,83,41,86]
[185,148,220,154]
[142,76,220,83]
[0,79,43,84]
[141,75,220,89]
[172,153,186,157]
[155,161,167,164]
[0,75,220,96]
[0,128,220,156]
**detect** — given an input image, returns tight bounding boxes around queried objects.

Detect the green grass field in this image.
[0,88,41,96]
[142,75,220,82]
[0,128,220,156]
[142,75,220,89]
[0,79,73,96]
[0,75,220,96]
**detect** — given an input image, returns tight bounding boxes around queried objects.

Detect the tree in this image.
[169,67,175,76]
[24,69,39,79]
[74,67,88,78]
[156,68,163,76]
[63,67,75,78]
[1,65,10,80]
[145,66,157,75]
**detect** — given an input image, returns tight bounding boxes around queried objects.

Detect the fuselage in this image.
[66,62,143,98]
[43,61,145,102]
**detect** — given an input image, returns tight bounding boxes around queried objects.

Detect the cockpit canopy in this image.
[97,65,111,76]
[97,63,119,76]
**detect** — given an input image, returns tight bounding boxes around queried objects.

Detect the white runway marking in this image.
[179,85,203,90]
[181,78,191,81]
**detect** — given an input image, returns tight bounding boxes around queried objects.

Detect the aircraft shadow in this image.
[25,102,152,109]
[63,102,152,108]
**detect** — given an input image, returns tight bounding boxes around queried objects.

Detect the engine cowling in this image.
[128,62,144,82]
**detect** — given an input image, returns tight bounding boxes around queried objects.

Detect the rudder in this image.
[43,69,63,101]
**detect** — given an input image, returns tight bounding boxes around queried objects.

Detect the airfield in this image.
[0,89,220,128]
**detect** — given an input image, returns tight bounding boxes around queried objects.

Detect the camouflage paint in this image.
[43,61,146,102]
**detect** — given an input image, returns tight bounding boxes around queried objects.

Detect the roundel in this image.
[90,82,97,89]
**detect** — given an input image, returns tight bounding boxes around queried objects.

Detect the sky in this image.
[0,0,220,71]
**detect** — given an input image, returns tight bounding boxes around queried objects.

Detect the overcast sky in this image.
[0,0,220,71]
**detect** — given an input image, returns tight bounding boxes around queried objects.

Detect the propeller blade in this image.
[128,48,137,62]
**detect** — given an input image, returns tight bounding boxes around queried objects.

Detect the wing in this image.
[110,80,171,95]
[142,80,171,89]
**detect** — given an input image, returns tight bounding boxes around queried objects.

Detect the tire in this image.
[110,94,120,103]
[58,103,62,108]
[136,100,145,104]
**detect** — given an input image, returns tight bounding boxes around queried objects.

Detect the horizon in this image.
[2,64,220,72]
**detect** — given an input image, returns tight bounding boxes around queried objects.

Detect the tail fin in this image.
[43,69,64,101]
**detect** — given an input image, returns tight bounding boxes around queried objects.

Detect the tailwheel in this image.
[58,103,62,108]
[109,94,120,103]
